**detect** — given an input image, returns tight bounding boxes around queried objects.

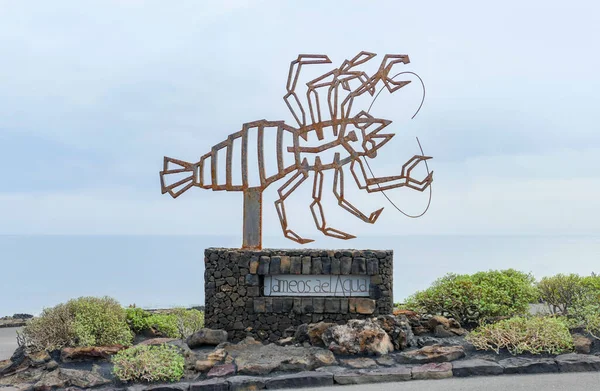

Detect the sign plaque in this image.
[264,275,370,297]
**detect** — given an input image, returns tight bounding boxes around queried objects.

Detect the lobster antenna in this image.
[364,71,432,218]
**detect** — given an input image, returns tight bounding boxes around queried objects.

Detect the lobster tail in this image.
[159,156,197,198]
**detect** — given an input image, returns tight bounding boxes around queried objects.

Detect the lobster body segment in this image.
[159,52,434,248]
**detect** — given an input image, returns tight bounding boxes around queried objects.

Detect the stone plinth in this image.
[204,248,393,342]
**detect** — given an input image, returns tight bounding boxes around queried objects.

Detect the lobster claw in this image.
[160,156,196,198]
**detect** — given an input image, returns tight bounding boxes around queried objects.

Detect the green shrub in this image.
[19,296,133,352]
[112,344,184,383]
[146,314,179,338]
[466,316,574,355]
[125,307,152,334]
[125,307,204,339]
[171,308,204,338]
[403,269,538,325]
[69,297,133,347]
[18,303,76,351]
[538,274,588,314]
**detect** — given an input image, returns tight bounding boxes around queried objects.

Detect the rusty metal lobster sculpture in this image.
[160,52,433,249]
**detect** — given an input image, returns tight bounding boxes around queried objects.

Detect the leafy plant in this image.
[112,344,184,383]
[125,307,152,334]
[466,316,574,355]
[69,297,133,347]
[403,270,537,325]
[537,274,588,315]
[125,307,204,339]
[19,296,133,352]
[18,303,76,351]
[171,308,204,338]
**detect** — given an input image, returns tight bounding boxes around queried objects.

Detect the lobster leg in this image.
[310,160,356,240]
[333,165,384,224]
[274,168,313,244]
[350,155,434,193]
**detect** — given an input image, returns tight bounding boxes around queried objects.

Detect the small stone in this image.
[302,257,311,274]
[270,256,281,274]
[307,322,335,346]
[351,257,366,274]
[348,298,376,314]
[367,259,379,275]
[187,329,228,347]
[313,298,325,314]
[208,348,227,362]
[146,383,189,391]
[28,351,51,366]
[276,337,294,346]
[302,298,313,313]
[324,298,340,313]
[190,378,229,391]
[257,256,270,275]
[312,258,323,274]
[334,366,411,385]
[322,258,331,274]
[573,334,593,354]
[195,359,216,372]
[265,371,333,389]
[315,365,348,374]
[245,274,259,286]
[340,257,352,274]
[452,359,504,377]
[341,357,377,369]
[249,257,259,274]
[280,256,291,274]
[45,360,59,371]
[207,363,236,377]
[290,256,302,274]
[331,258,341,274]
[376,356,396,367]
[247,286,259,297]
[396,345,465,364]
[228,375,266,391]
[314,350,336,367]
[138,337,177,346]
[433,324,456,338]
[60,345,125,362]
[412,362,453,380]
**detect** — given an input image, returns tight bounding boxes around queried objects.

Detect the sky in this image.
[1,0,599,239]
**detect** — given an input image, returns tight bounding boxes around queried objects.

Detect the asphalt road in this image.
[311,372,600,391]
[0,327,20,360]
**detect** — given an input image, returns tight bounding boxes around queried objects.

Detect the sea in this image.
[0,235,599,316]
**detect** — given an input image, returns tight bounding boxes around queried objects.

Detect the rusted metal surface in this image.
[160,52,434,249]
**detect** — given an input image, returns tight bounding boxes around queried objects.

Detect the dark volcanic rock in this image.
[228,375,266,391]
[411,362,453,380]
[60,346,126,362]
[334,367,411,385]
[396,345,465,364]
[207,363,236,378]
[226,342,335,375]
[189,378,229,391]
[452,359,503,377]
[146,384,190,391]
[187,329,228,347]
[375,315,416,350]
[265,371,333,389]
[573,334,593,354]
[555,353,600,372]
[499,357,558,374]
[322,319,393,355]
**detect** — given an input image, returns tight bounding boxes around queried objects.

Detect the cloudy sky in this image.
[1,0,599,240]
